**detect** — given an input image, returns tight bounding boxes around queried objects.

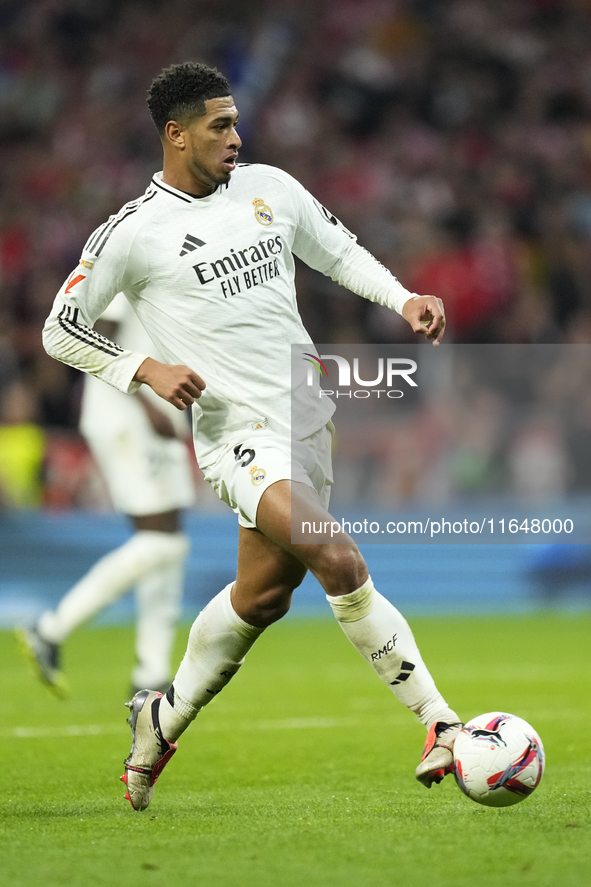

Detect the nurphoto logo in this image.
[303,352,418,399]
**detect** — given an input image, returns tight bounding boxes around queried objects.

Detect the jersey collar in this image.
[151,172,225,203]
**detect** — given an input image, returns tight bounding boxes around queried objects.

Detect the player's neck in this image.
[161,160,217,199]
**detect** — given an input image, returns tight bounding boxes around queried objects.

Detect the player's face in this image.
[184,96,241,194]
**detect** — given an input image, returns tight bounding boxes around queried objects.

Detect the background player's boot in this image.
[121,689,177,811]
[415,721,464,787]
[15,624,69,697]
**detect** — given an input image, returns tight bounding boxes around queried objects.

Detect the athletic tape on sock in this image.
[327,577,375,622]
[167,685,200,721]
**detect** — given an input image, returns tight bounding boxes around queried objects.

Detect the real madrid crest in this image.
[249,465,266,486]
[253,197,273,226]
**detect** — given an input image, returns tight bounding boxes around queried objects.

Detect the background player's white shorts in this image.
[203,423,334,529]
[81,399,195,517]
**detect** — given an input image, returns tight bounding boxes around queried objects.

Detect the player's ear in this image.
[164,120,186,150]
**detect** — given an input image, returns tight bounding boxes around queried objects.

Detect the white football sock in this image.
[328,577,459,729]
[132,558,185,690]
[37,531,189,645]
[158,583,263,742]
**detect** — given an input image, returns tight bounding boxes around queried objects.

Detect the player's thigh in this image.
[203,424,333,530]
[256,480,367,593]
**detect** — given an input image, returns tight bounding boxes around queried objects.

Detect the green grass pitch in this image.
[1,613,590,887]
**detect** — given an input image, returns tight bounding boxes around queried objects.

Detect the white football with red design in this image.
[453,712,545,807]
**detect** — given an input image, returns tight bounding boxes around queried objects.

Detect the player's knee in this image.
[247,585,293,627]
[314,543,367,594]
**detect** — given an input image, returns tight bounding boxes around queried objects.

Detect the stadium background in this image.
[2,0,591,624]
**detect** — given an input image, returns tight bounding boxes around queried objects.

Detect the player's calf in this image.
[326,576,462,787]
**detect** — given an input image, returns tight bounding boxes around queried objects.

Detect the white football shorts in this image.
[203,423,334,529]
[81,390,195,517]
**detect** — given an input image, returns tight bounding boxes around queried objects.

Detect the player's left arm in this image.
[330,241,446,344]
[289,177,445,344]
[401,294,446,345]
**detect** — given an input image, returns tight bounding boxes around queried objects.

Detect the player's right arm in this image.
[43,220,205,410]
[133,357,205,411]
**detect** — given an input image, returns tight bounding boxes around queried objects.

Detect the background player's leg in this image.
[158,527,307,741]
[29,511,188,692]
[133,561,184,692]
[37,518,188,644]
[131,512,189,693]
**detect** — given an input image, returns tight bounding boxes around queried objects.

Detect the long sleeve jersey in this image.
[43,164,415,467]
[79,293,189,442]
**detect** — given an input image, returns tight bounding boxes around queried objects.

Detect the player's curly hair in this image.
[147,62,231,134]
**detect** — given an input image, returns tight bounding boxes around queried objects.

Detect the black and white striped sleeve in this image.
[43,214,150,395]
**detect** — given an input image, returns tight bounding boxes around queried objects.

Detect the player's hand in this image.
[134,357,206,410]
[402,295,446,346]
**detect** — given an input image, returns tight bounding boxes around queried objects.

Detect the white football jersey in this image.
[44,164,414,466]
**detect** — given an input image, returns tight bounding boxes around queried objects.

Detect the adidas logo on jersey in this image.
[180,233,206,256]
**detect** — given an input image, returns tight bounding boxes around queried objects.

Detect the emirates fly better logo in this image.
[303,352,418,399]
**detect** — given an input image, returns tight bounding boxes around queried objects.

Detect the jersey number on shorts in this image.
[234,444,255,467]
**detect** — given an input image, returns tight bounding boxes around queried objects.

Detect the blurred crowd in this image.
[329,345,591,506]
[2,0,591,508]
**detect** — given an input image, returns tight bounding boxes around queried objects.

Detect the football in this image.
[453,712,545,807]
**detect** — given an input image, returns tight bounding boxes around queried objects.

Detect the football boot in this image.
[15,624,69,698]
[121,689,177,811]
[415,720,464,787]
